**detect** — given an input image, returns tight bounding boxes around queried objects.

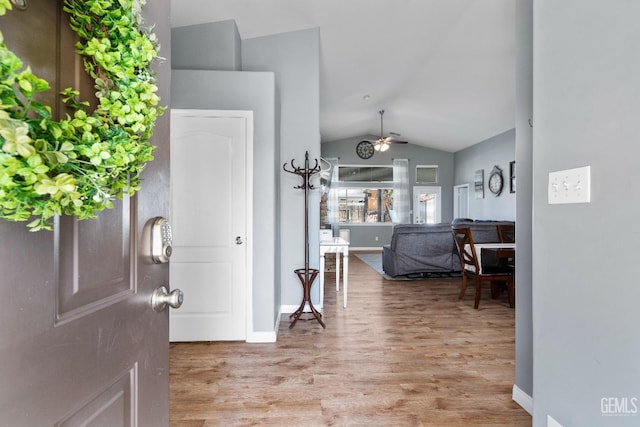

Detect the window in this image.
[338,166,394,182]
[337,188,394,224]
[328,165,394,224]
[415,165,439,184]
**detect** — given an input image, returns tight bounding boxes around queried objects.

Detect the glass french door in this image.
[413,186,442,224]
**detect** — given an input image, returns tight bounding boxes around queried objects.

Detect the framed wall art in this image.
[509,161,516,193]
[474,169,484,199]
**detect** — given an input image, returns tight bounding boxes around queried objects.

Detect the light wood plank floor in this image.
[170,253,531,426]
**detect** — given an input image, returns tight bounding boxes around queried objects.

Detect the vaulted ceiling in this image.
[170,0,515,152]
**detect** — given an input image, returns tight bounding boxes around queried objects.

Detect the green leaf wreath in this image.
[0,0,163,231]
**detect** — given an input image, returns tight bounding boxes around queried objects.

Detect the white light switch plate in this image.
[548,166,591,204]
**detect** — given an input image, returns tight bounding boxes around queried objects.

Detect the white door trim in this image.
[241,110,254,342]
[453,183,470,219]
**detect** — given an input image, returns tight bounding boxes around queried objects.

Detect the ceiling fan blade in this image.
[383,135,408,144]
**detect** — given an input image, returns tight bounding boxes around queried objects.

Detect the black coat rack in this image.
[283,151,325,328]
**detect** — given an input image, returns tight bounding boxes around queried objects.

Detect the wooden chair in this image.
[496,223,515,272]
[497,223,515,243]
[452,226,515,309]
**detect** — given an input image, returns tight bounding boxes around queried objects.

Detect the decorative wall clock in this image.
[356,140,375,159]
[488,165,504,196]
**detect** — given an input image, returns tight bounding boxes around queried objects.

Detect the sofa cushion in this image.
[451,218,474,224]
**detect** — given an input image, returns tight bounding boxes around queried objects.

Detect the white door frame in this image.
[453,184,470,219]
[412,186,442,224]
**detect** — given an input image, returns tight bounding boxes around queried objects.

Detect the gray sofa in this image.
[381,220,513,277]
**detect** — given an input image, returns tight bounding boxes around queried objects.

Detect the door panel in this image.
[172,130,231,247]
[57,204,133,320]
[0,0,59,112]
[55,367,136,427]
[0,1,171,425]
[170,110,252,342]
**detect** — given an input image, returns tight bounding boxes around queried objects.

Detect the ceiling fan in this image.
[356,110,408,158]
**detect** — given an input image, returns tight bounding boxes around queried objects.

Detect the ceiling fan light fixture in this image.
[374,139,389,152]
[354,110,408,158]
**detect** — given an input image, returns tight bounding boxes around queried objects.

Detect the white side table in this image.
[319,237,350,308]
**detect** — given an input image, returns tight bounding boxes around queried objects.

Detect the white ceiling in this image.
[170,0,516,153]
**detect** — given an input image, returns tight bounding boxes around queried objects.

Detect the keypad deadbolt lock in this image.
[149,217,172,264]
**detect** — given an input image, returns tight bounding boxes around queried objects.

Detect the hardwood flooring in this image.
[170,253,531,426]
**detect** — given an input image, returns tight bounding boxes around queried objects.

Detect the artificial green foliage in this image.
[0,0,163,231]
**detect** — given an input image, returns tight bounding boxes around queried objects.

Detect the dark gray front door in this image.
[0,1,171,425]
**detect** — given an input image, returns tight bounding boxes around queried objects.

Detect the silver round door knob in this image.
[151,286,184,312]
[11,0,28,10]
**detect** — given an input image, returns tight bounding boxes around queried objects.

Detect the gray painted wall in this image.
[170,69,277,333]
[515,0,533,401]
[453,129,516,221]
[171,20,241,71]
[321,136,455,248]
[533,1,640,425]
[171,21,278,333]
[242,28,321,310]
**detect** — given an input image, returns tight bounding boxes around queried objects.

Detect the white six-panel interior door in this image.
[169,109,253,341]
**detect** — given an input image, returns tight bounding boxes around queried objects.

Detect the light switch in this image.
[548,166,591,204]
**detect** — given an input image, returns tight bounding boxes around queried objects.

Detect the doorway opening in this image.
[453,184,470,219]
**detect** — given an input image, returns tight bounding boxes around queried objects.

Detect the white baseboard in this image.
[246,330,277,343]
[350,246,383,251]
[245,307,282,343]
[512,384,533,415]
[281,303,323,315]
[280,304,298,314]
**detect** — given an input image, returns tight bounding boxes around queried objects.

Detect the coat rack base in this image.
[289,268,325,329]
